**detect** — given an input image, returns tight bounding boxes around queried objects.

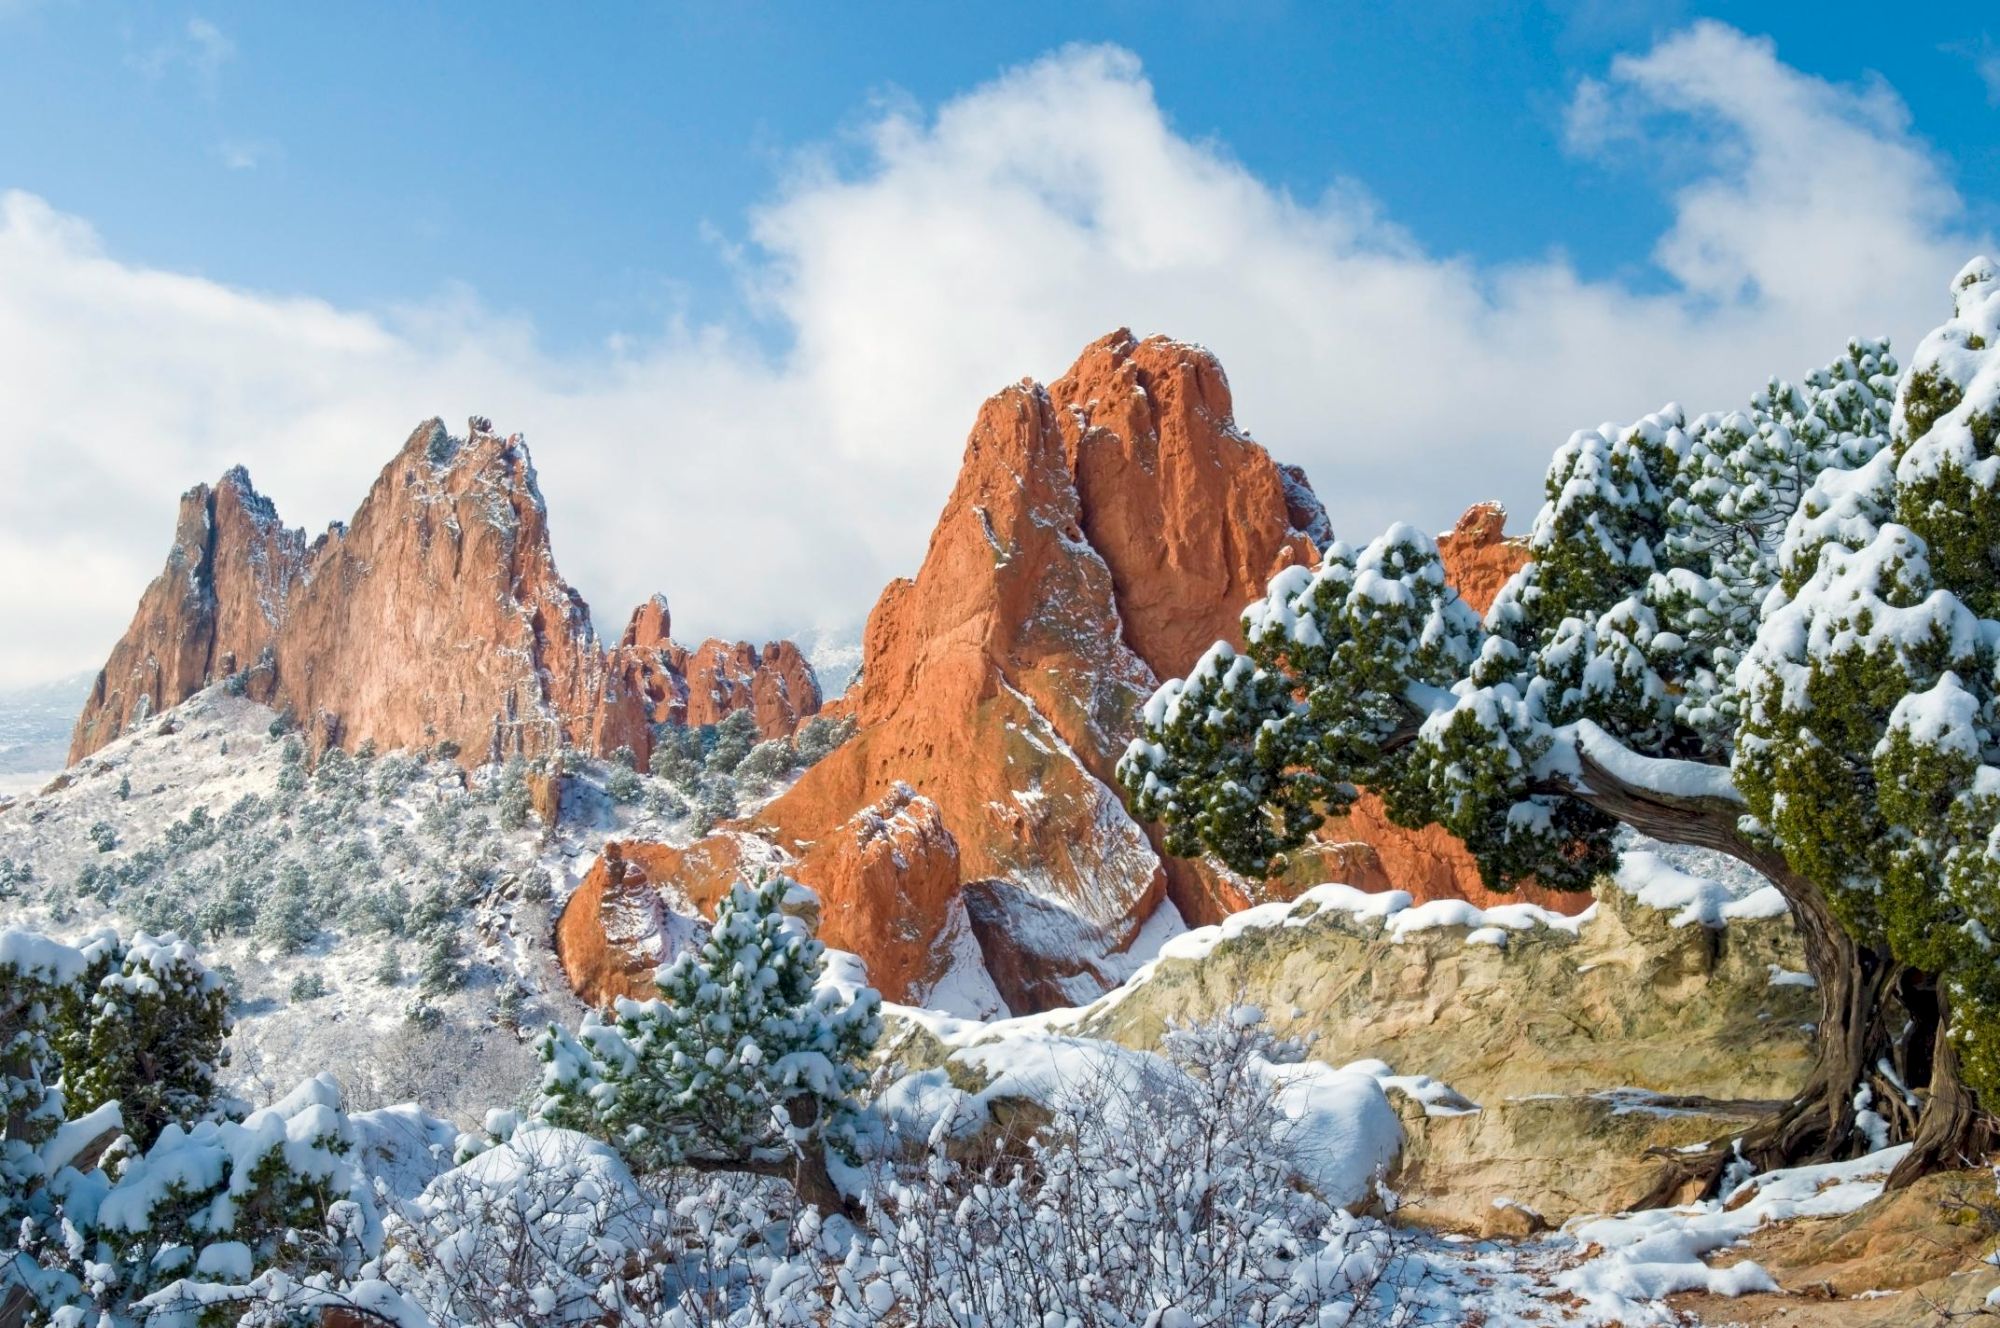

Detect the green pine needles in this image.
[536,874,880,1203]
[1123,255,2000,1181]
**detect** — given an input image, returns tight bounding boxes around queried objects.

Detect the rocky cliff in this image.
[1434,500,1529,617]
[71,419,817,768]
[69,468,305,763]
[558,332,1564,1015]
[605,597,821,741]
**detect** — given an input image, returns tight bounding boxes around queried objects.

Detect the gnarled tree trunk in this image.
[1565,736,1990,1198]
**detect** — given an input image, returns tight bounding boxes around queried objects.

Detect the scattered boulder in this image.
[1080,879,1816,1225]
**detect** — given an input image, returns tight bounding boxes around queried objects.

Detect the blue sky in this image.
[2,5,1998,686]
[8,2,1995,352]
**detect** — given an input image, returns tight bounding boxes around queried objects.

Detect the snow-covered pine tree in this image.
[704,709,759,775]
[53,932,233,1150]
[3,933,83,1232]
[1122,261,2000,1193]
[73,1074,382,1321]
[648,725,705,788]
[536,874,880,1213]
[5,930,379,1328]
[604,748,643,803]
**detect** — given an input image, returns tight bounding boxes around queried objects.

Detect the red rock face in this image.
[1053,331,1319,677]
[563,332,1570,1017]
[1437,500,1530,617]
[70,468,305,763]
[244,420,623,765]
[603,622,822,744]
[71,420,819,768]
[555,784,966,1010]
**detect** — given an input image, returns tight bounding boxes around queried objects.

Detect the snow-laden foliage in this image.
[846,1007,1412,1326]
[649,712,855,830]
[1735,257,2000,1098]
[1122,257,2000,1171]
[537,876,881,1197]
[52,933,234,1151]
[1122,333,1898,892]
[3,929,381,1328]
[379,1008,1425,1328]
[3,931,89,1234]
[377,1124,674,1328]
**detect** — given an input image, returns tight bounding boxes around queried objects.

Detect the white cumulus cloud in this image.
[0,23,1989,690]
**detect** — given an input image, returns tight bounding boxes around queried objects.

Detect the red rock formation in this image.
[677,638,821,736]
[72,420,819,768]
[246,419,629,765]
[571,332,1480,1013]
[69,468,305,763]
[555,842,674,1007]
[791,783,963,1003]
[1437,500,1530,617]
[1053,334,1318,675]
[555,785,966,1010]
[602,612,822,744]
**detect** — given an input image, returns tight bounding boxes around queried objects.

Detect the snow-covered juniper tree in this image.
[536,875,880,1214]
[1122,259,2000,1192]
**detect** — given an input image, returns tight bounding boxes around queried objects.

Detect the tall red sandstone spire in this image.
[556,332,1564,1016]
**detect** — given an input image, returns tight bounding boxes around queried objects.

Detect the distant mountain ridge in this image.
[69,419,819,770]
[0,671,92,792]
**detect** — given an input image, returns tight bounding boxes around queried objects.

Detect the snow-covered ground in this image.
[0,687,794,1124]
[7,683,1920,1323]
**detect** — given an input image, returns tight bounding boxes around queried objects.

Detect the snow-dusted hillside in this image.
[0,687,801,1125]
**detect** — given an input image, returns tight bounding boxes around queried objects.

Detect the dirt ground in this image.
[1670,1168,2000,1326]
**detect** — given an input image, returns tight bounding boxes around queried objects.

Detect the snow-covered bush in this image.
[689,777,740,835]
[3,929,380,1328]
[605,748,643,804]
[649,725,705,788]
[704,711,759,776]
[376,1125,845,1328]
[495,758,534,830]
[847,1008,1407,1326]
[792,715,855,769]
[418,929,466,994]
[3,931,87,1231]
[537,875,880,1212]
[377,1125,670,1328]
[68,1076,381,1317]
[734,739,794,792]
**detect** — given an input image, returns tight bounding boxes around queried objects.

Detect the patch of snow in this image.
[1557,1145,1908,1315]
[1614,848,1788,927]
